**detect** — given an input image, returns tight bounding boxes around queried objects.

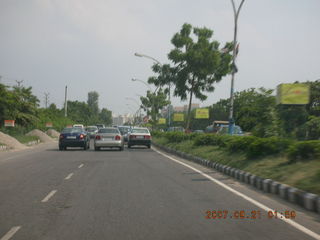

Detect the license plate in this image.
[67,136,76,139]
[136,136,144,139]
[103,138,113,141]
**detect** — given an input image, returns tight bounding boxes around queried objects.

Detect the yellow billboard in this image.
[195,108,209,119]
[276,83,310,105]
[173,113,184,122]
[158,118,166,124]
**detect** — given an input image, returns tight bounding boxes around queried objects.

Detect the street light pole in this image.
[228,0,245,135]
[134,52,172,128]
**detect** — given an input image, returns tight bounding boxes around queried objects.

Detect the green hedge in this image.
[287,140,320,162]
[246,137,292,158]
[153,132,320,161]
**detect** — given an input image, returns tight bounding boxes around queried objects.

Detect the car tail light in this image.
[115,135,121,140]
[59,134,64,139]
[95,135,101,140]
[144,135,151,139]
[80,134,84,139]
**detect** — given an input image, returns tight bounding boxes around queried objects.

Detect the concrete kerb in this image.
[279,184,290,200]
[270,181,281,195]
[303,193,318,211]
[262,179,272,193]
[152,142,320,214]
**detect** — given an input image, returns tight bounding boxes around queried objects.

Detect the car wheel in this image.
[127,144,131,148]
[59,146,63,151]
[147,144,151,149]
[94,147,100,151]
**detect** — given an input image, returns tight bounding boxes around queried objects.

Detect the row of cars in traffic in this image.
[58,124,151,151]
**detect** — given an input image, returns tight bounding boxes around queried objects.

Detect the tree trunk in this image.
[186,90,194,131]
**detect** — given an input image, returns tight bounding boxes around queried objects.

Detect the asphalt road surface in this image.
[0,141,320,240]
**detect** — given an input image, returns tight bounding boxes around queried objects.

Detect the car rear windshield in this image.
[131,129,149,134]
[98,128,119,134]
[62,128,82,133]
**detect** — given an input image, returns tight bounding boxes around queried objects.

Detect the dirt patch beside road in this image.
[0,131,27,150]
[26,129,54,143]
[46,129,60,138]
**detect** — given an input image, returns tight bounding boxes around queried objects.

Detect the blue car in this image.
[59,127,90,150]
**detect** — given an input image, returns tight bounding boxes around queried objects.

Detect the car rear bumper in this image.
[94,140,123,147]
[59,140,87,147]
[128,140,151,146]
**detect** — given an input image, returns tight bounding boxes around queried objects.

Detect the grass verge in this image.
[154,137,320,195]
[14,135,40,144]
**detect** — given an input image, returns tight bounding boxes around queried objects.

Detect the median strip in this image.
[41,190,57,203]
[0,226,21,240]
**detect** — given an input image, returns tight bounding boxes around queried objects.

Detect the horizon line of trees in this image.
[0,83,112,132]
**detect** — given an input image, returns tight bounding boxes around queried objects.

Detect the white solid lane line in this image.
[153,148,320,240]
[0,226,21,240]
[65,173,74,180]
[41,190,57,203]
[78,164,84,168]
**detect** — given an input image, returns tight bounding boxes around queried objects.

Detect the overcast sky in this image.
[0,0,319,115]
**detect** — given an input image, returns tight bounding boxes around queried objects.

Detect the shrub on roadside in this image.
[246,137,292,158]
[287,140,320,162]
[226,136,258,152]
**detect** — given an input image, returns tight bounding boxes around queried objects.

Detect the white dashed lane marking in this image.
[41,190,57,203]
[64,173,74,180]
[0,226,21,240]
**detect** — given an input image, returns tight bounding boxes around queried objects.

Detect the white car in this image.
[73,124,84,129]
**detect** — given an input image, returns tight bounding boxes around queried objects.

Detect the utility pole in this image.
[228,0,245,135]
[64,85,68,117]
[44,92,50,108]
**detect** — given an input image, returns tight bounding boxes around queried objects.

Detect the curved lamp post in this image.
[228,0,245,135]
[134,53,172,128]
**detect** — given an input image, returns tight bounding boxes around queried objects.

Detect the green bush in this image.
[163,132,201,143]
[246,137,292,158]
[287,140,320,162]
[226,136,258,152]
[194,134,220,146]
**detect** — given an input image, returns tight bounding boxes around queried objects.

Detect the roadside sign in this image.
[276,83,310,105]
[173,113,184,122]
[4,120,15,127]
[195,108,209,119]
[158,118,166,124]
[45,122,53,128]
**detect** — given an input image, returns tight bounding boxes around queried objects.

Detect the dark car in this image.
[86,125,99,138]
[127,127,151,148]
[117,126,131,142]
[59,127,90,150]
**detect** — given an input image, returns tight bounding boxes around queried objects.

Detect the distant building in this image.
[112,113,134,126]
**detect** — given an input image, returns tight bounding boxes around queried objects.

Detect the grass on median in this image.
[154,137,320,195]
[13,135,40,144]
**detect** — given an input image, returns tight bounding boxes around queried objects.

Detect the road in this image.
[0,141,320,240]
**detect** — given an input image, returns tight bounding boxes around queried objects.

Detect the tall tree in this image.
[87,91,99,118]
[140,89,170,128]
[99,108,112,126]
[165,23,233,130]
